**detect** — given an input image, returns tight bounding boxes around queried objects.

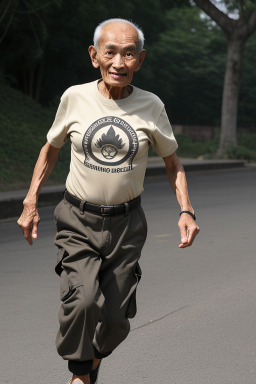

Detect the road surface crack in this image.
[131,305,189,332]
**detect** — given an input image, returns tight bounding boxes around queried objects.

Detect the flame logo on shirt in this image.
[95,126,125,159]
[83,116,138,171]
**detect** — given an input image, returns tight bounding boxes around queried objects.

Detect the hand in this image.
[17,202,40,245]
[178,213,199,248]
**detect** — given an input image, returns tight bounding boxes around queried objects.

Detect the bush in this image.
[226,133,256,161]
[175,135,219,158]
[227,146,256,161]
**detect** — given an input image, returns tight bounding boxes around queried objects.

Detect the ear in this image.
[88,45,99,68]
[135,49,146,72]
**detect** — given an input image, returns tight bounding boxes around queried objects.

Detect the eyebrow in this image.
[104,43,137,52]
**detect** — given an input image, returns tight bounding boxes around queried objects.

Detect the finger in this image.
[32,217,39,239]
[179,226,188,247]
[188,229,198,245]
[180,226,200,248]
[23,229,33,245]
[179,241,189,248]
[189,225,200,243]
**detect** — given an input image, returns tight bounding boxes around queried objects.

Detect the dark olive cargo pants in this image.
[53,197,147,375]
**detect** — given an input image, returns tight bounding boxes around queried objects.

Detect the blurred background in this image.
[1,0,256,191]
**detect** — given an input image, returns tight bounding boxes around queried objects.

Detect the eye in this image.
[125,52,133,58]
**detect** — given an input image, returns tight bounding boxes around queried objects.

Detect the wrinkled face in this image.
[89,22,146,88]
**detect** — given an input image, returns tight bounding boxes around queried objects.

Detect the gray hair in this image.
[93,18,145,52]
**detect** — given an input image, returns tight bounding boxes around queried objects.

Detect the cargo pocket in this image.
[59,269,84,323]
[60,268,83,301]
[126,262,142,319]
[60,268,73,301]
[56,248,83,303]
[55,247,67,276]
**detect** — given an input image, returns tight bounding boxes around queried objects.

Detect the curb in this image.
[0,158,245,220]
[145,158,245,177]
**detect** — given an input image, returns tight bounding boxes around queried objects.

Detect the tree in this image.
[0,0,62,101]
[143,6,226,126]
[193,0,256,155]
[0,0,171,103]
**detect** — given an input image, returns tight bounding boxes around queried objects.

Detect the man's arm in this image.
[163,152,200,248]
[17,142,60,245]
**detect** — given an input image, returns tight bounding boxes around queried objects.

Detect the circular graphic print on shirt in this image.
[83,116,138,172]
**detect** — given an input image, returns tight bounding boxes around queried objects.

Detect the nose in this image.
[112,54,124,69]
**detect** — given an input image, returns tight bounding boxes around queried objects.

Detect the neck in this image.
[98,81,132,100]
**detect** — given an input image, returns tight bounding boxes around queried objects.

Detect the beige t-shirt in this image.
[47,80,178,205]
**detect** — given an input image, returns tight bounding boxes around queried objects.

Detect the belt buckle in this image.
[101,206,113,215]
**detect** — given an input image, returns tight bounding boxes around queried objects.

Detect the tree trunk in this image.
[218,36,244,155]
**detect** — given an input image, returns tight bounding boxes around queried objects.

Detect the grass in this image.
[0,82,70,191]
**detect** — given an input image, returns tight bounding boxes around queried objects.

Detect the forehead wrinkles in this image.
[99,24,139,49]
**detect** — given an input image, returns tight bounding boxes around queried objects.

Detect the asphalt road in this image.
[1,167,256,384]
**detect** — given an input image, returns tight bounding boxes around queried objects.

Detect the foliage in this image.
[0,0,171,103]
[224,0,256,18]
[175,135,219,157]
[171,131,256,160]
[193,0,256,154]
[226,133,256,161]
[0,0,63,99]
[238,32,256,128]
[175,132,256,160]
[1,1,256,128]
[142,6,226,125]
[40,0,176,103]
[0,81,70,190]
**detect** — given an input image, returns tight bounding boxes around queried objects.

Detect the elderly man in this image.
[18,18,199,384]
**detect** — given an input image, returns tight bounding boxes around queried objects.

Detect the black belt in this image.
[64,190,141,216]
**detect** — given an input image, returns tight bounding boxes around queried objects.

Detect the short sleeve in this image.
[151,107,178,157]
[46,94,69,148]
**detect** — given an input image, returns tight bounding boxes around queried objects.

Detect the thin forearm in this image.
[25,142,59,205]
[168,168,193,211]
[164,154,193,212]
[163,153,199,248]
[18,142,59,245]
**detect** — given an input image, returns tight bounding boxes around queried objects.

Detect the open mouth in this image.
[109,72,127,79]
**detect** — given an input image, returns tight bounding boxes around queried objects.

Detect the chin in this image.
[108,81,128,88]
